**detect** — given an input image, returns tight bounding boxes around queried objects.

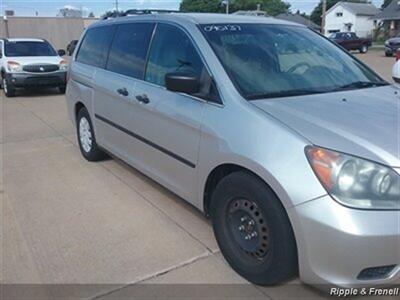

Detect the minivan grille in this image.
[23,64,59,73]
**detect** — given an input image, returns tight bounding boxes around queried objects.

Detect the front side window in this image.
[76,26,115,68]
[106,23,154,79]
[5,41,57,57]
[145,23,205,87]
[201,24,385,100]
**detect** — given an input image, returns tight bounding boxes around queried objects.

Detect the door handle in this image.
[117,87,129,97]
[135,94,150,104]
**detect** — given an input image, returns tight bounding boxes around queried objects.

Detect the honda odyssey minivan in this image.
[66,13,400,288]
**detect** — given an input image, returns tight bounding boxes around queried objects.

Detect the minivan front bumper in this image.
[289,195,400,288]
[6,71,67,88]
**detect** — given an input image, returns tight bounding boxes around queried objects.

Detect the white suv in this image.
[0,38,68,97]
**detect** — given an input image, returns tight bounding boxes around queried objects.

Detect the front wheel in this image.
[210,171,298,285]
[76,107,108,161]
[3,78,16,97]
[360,45,368,54]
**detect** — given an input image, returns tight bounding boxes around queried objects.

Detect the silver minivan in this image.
[66,13,400,288]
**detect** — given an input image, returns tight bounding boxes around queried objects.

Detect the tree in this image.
[101,10,124,19]
[310,0,368,26]
[180,0,290,16]
[57,5,82,18]
[231,0,290,16]
[88,12,95,18]
[180,0,223,13]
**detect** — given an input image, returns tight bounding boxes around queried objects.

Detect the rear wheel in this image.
[385,52,392,57]
[76,107,108,161]
[210,171,298,285]
[360,45,368,54]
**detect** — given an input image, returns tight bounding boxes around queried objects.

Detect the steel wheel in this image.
[227,198,270,261]
[79,117,92,153]
[210,171,298,285]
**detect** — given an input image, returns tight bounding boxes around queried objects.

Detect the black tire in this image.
[210,171,298,285]
[76,107,108,161]
[59,86,66,94]
[3,77,16,97]
[385,52,392,57]
[359,45,368,54]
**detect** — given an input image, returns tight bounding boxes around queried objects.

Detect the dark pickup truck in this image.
[329,32,372,53]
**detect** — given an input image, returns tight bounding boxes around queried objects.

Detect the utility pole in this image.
[3,15,9,38]
[115,0,119,12]
[321,0,327,35]
[223,0,230,14]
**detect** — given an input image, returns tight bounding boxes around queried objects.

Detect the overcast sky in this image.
[1,0,384,17]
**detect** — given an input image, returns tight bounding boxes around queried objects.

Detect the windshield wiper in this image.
[333,81,389,91]
[247,88,328,100]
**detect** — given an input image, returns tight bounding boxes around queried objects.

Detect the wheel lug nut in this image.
[241,216,248,222]
[251,231,258,238]
[248,220,255,226]
[244,235,251,240]
[238,225,245,231]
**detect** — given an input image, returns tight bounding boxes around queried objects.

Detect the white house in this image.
[324,2,380,37]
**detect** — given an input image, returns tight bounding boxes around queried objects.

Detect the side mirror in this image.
[165,72,200,95]
[57,49,66,57]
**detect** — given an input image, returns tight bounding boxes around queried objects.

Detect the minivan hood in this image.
[252,85,400,167]
[5,56,63,65]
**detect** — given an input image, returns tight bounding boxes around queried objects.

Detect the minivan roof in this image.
[91,13,301,28]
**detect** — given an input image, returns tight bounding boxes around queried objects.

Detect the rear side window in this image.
[76,26,115,68]
[106,23,154,79]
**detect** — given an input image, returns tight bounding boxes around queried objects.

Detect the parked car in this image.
[392,50,400,83]
[385,34,400,57]
[0,38,67,97]
[329,32,372,53]
[66,14,399,289]
[67,40,78,56]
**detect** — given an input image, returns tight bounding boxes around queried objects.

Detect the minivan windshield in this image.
[201,24,386,100]
[5,41,57,57]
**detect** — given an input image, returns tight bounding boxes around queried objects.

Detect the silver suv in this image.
[66,14,400,288]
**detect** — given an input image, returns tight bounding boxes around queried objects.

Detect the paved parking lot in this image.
[355,49,396,82]
[0,50,397,299]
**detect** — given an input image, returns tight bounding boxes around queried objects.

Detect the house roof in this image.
[326,2,380,16]
[275,13,321,30]
[374,0,400,20]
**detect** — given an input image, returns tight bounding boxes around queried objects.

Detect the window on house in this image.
[336,12,343,17]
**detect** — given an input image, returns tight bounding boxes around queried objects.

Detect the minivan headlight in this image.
[305,146,400,210]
